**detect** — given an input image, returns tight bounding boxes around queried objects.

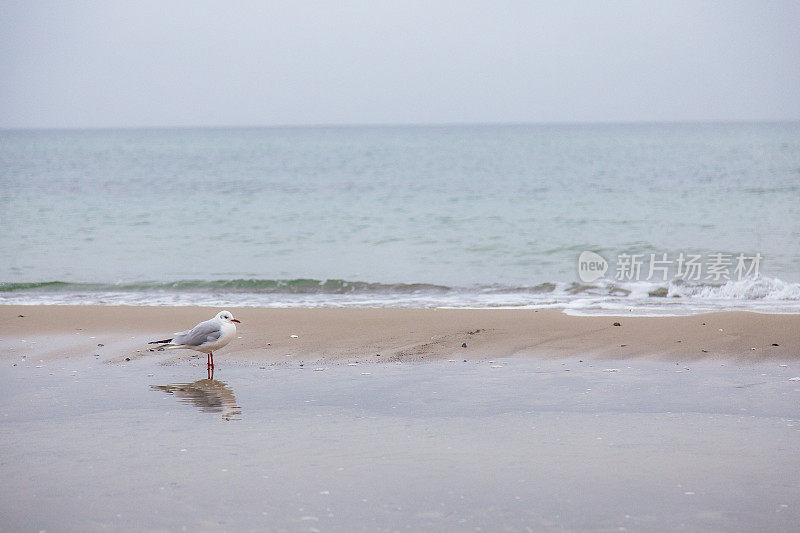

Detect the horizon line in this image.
[2,118,799,133]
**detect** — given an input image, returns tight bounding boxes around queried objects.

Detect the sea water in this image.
[1,122,798,313]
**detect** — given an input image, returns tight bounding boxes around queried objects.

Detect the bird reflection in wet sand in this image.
[152,370,241,421]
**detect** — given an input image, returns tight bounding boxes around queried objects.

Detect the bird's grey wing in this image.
[173,320,222,347]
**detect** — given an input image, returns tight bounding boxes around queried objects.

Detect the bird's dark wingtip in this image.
[148,339,172,344]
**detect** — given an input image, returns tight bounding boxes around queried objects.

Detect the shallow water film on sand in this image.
[2,357,799,531]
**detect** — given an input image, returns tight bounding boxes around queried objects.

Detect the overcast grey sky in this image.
[1,1,798,129]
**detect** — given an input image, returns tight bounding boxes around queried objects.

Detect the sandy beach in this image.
[2,306,800,531]
[2,305,798,365]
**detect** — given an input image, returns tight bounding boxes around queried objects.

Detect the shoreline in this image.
[2,305,798,364]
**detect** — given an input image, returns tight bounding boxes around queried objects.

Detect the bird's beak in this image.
[231,319,241,323]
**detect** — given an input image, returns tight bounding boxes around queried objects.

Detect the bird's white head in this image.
[216,310,241,324]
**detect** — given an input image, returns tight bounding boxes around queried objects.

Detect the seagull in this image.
[149,310,240,368]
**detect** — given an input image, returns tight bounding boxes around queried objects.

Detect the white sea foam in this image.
[2,275,798,316]
[667,276,800,301]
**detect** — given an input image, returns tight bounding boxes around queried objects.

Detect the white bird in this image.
[149,310,240,368]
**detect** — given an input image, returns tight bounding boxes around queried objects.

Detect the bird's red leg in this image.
[209,351,214,368]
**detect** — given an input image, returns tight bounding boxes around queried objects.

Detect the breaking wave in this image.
[1,276,798,315]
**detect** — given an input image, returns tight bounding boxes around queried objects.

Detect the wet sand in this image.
[1,306,800,531]
[1,305,798,364]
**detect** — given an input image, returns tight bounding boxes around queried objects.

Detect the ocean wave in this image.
[666,276,800,300]
[0,279,453,295]
[1,276,798,314]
